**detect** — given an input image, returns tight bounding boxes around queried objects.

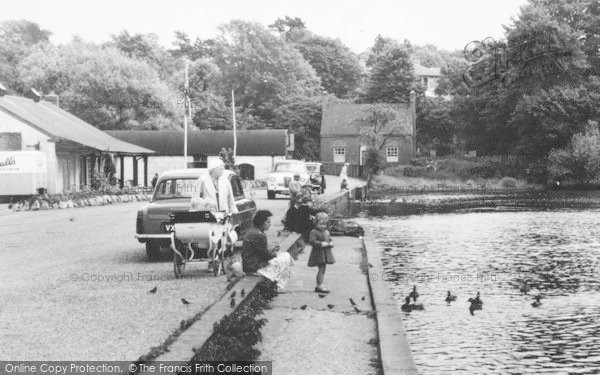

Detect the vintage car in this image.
[305,162,326,194]
[136,168,256,260]
[266,160,310,199]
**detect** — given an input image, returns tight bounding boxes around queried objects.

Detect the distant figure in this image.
[151,173,159,188]
[288,173,303,208]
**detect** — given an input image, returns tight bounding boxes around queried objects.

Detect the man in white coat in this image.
[192,159,238,214]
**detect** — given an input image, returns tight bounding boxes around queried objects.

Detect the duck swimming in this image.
[409,285,419,302]
[402,296,424,312]
[445,291,457,303]
[531,295,542,307]
[467,292,483,315]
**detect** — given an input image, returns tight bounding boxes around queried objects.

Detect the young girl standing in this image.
[308,212,335,293]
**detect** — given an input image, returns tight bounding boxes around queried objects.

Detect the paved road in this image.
[0,175,360,360]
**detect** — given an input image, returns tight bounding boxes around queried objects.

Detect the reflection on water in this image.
[364,210,600,374]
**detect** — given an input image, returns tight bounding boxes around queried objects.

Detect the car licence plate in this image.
[161,223,175,232]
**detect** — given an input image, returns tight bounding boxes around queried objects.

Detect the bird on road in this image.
[181,298,191,305]
[149,287,157,294]
[349,298,357,306]
[230,297,236,308]
[531,295,542,307]
[319,294,326,298]
[300,305,307,310]
[353,306,361,313]
[68,217,75,222]
[230,291,236,298]
[241,289,245,297]
[362,296,366,301]
[327,304,334,309]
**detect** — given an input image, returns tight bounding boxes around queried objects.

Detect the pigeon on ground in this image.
[362,296,366,301]
[68,217,75,222]
[300,305,307,310]
[349,298,357,306]
[319,294,326,298]
[181,298,191,305]
[241,289,245,297]
[353,306,361,313]
[327,304,334,309]
[230,298,236,308]
[149,287,157,294]
[230,291,236,298]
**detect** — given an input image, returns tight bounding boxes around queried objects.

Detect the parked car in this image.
[266,160,310,199]
[136,168,256,260]
[305,162,326,194]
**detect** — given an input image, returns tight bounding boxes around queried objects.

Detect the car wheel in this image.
[146,241,161,260]
[267,190,276,199]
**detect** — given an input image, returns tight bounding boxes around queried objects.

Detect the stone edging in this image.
[9,193,151,212]
[363,226,419,375]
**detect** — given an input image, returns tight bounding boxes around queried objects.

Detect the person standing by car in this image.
[151,173,159,188]
[288,173,303,208]
[193,159,238,214]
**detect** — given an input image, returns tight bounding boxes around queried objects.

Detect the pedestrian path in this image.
[256,236,379,375]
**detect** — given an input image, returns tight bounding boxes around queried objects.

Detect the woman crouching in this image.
[242,210,294,288]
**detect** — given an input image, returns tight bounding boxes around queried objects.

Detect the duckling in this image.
[519,282,531,294]
[401,296,424,312]
[445,291,457,303]
[531,295,542,307]
[409,285,419,302]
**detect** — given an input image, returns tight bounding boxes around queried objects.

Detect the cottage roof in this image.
[0,95,153,154]
[321,101,414,136]
[106,129,289,156]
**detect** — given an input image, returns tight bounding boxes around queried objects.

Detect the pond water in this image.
[363,209,600,375]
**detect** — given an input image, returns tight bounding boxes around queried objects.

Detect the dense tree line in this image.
[1,0,598,166]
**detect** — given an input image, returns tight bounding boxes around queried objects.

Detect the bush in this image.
[500,176,517,188]
[548,121,600,185]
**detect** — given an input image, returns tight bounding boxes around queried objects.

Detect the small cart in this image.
[169,211,239,278]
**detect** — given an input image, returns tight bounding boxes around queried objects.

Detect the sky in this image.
[1,0,529,53]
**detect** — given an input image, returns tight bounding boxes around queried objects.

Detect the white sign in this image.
[0,151,47,174]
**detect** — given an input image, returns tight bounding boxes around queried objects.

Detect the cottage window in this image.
[333,147,346,163]
[386,147,399,162]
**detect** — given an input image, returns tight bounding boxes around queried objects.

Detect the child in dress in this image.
[308,212,335,293]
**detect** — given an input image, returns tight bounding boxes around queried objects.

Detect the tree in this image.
[269,16,306,40]
[273,96,323,160]
[17,41,179,130]
[361,39,418,103]
[435,55,470,96]
[292,33,363,97]
[0,20,51,93]
[212,20,321,123]
[356,106,407,187]
[548,120,600,184]
[219,147,236,170]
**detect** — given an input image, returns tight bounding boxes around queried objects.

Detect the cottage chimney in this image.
[45,91,60,107]
[0,82,7,96]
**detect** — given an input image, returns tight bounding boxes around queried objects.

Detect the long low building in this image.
[0,91,153,196]
[107,129,294,181]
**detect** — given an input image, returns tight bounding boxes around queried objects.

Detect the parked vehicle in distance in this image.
[305,162,326,194]
[136,168,256,260]
[266,160,310,199]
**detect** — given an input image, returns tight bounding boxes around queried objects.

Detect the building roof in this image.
[0,95,154,154]
[413,63,442,77]
[106,129,289,156]
[321,101,414,136]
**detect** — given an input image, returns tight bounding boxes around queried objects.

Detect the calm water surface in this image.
[363,210,600,375]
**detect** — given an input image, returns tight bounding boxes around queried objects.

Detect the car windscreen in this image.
[274,163,307,173]
[153,178,198,200]
[305,164,319,173]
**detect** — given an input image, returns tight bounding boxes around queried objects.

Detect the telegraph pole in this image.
[184,60,190,168]
[231,89,237,159]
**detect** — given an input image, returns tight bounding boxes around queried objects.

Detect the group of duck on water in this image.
[401,285,544,315]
